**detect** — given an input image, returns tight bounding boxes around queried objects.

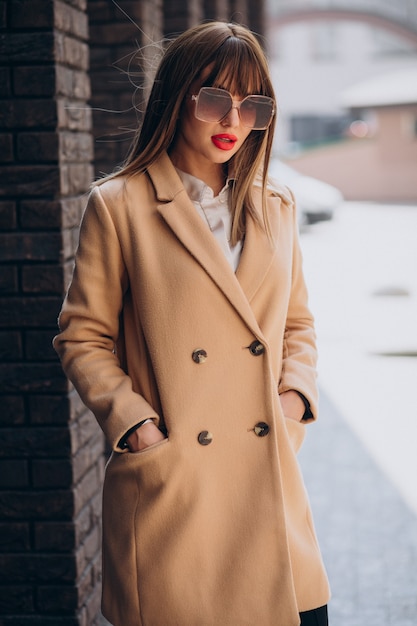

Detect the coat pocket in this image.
[101,438,174,624]
[284,416,306,453]
[128,436,169,457]
[106,437,172,493]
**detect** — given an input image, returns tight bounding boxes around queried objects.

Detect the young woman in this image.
[54,21,330,626]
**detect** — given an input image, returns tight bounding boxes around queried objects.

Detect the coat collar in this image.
[147,153,281,337]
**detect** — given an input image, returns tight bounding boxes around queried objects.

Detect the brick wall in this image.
[0,1,104,624]
[0,1,265,624]
[88,0,164,177]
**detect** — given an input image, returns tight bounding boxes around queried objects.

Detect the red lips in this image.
[211,134,238,151]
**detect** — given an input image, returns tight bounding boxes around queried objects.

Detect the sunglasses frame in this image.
[191,87,275,130]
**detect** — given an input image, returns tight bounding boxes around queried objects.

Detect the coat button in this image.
[192,348,207,364]
[254,422,270,437]
[197,431,213,445]
[248,340,265,356]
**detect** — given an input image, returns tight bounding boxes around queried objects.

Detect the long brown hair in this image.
[104,21,277,245]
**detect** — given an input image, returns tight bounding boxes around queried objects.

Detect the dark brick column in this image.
[203,0,229,22]
[247,1,265,40]
[0,1,105,624]
[164,0,203,34]
[88,0,163,177]
[228,0,249,27]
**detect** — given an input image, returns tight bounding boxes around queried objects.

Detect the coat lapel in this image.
[235,185,281,304]
[148,154,280,337]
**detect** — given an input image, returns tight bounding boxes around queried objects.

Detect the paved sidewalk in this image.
[299,202,417,517]
[299,390,417,626]
[298,201,417,625]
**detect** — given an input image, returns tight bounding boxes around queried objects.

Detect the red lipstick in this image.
[211,134,238,151]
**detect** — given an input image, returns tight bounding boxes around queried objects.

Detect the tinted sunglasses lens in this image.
[240,96,274,130]
[195,88,231,122]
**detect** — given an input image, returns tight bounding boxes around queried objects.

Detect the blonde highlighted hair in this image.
[104,21,277,245]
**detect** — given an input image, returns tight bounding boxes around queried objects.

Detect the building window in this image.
[310,22,338,61]
[402,112,417,139]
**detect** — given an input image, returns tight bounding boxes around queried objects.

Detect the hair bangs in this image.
[205,37,267,97]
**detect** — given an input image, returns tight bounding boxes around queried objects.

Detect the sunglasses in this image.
[191,87,275,130]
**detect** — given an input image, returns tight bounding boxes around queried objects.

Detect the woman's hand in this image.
[127,421,167,452]
[279,390,305,422]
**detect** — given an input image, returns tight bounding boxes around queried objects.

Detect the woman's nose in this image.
[221,105,240,127]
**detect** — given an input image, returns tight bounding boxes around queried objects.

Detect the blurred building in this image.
[267,0,417,156]
[0,2,264,624]
[280,67,417,202]
[342,68,417,201]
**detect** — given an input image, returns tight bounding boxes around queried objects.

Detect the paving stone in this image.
[299,390,417,626]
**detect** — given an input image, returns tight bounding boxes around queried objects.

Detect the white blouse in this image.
[176,168,243,272]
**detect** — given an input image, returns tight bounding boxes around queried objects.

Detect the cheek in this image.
[178,107,209,139]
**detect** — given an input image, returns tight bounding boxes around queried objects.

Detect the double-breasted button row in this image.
[197,422,270,445]
[192,342,265,363]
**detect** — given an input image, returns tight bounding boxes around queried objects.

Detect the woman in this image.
[54,21,330,626]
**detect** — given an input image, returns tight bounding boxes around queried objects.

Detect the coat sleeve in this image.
[277,190,318,422]
[53,186,160,450]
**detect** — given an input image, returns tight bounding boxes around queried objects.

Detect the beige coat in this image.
[54,152,330,626]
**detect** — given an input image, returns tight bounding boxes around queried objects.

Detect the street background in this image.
[298,201,417,625]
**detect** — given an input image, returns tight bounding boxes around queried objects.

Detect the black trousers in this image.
[299,605,328,626]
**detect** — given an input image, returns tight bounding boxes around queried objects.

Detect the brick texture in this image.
[0,0,264,623]
[0,0,102,624]
[88,0,165,176]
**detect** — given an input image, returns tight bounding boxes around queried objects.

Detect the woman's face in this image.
[169,70,253,177]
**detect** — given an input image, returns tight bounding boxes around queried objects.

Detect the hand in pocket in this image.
[127,421,167,452]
